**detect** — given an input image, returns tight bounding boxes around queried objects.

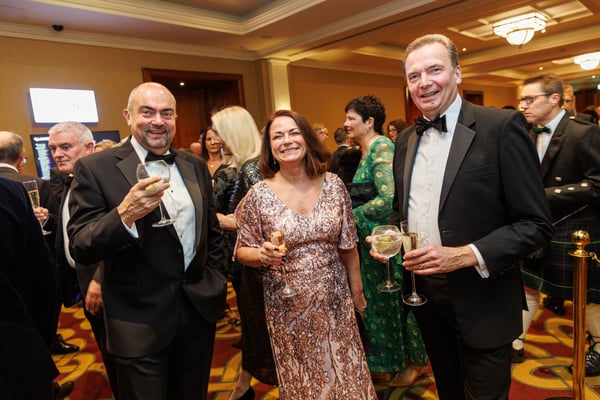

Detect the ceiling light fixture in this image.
[573,52,600,70]
[492,12,547,46]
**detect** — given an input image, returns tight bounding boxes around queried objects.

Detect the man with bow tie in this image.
[67,82,227,400]
[383,34,552,400]
[516,73,600,375]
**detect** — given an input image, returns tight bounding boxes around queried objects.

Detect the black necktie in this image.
[145,151,176,164]
[415,114,447,136]
[533,126,551,134]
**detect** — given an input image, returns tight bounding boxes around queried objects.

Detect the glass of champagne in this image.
[401,220,427,306]
[270,230,296,298]
[372,225,403,293]
[136,160,174,227]
[22,180,51,235]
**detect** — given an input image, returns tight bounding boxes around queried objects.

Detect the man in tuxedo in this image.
[0,176,72,399]
[387,34,552,399]
[327,128,349,174]
[0,130,81,355]
[0,131,59,239]
[516,73,600,374]
[67,82,227,400]
[49,166,69,205]
[47,121,121,396]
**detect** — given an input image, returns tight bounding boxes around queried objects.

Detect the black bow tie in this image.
[415,114,447,136]
[533,126,551,134]
[145,151,176,164]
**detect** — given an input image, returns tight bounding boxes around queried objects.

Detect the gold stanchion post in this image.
[547,230,592,400]
[569,230,591,400]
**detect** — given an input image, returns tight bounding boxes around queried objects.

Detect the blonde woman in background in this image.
[211,105,277,400]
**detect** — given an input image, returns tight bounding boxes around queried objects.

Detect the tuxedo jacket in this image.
[54,175,93,307]
[67,139,227,358]
[390,101,553,349]
[0,167,59,245]
[0,177,59,391]
[0,178,57,354]
[531,113,600,221]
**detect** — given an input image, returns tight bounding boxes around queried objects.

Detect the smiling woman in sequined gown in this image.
[235,109,376,399]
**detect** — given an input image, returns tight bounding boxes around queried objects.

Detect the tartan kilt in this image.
[522,206,600,303]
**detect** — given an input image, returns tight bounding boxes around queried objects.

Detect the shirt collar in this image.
[0,163,18,172]
[541,109,566,134]
[443,95,462,134]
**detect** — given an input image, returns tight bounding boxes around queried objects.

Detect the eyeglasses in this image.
[518,94,549,105]
[23,156,28,164]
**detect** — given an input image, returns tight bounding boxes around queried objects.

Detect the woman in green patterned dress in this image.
[344,95,428,387]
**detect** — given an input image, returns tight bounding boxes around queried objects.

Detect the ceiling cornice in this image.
[31,0,327,34]
[0,21,257,60]
[258,0,434,58]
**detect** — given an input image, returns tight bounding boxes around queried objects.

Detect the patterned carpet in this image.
[53,285,600,399]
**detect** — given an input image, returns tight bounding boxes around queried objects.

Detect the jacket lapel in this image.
[440,104,476,211]
[175,154,203,248]
[402,128,419,215]
[540,114,568,177]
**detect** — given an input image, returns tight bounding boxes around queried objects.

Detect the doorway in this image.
[142,68,245,150]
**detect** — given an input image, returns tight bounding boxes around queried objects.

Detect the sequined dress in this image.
[235,173,376,399]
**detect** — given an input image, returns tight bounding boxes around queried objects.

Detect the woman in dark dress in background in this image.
[200,127,238,283]
[211,106,277,400]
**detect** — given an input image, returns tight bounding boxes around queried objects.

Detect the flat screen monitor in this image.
[29,88,99,124]
[30,130,121,180]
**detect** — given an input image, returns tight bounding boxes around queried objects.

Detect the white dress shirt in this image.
[536,109,565,162]
[130,137,197,270]
[408,96,489,278]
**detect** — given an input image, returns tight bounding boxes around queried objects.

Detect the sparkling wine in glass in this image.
[136,160,174,227]
[22,180,51,235]
[400,220,427,306]
[270,230,296,298]
[372,225,403,293]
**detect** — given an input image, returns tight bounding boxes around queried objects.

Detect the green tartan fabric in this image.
[522,206,600,303]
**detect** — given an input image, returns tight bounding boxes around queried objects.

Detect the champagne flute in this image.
[372,225,403,293]
[22,180,51,235]
[270,230,296,298]
[136,160,175,227]
[401,220,427,306]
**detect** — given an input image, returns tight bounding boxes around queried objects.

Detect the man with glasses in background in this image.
[514,74,600,376]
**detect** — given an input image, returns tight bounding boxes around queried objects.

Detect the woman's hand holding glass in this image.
[260,231,296,298]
